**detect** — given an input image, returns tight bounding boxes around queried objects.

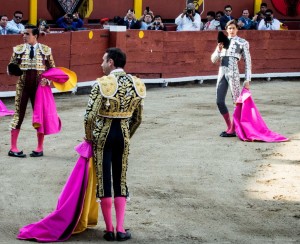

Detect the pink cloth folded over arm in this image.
[32,84,61,135]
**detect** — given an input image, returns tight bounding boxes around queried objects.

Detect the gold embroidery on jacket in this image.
[84,71,145,198]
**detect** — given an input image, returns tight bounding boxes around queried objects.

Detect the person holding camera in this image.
[257,9,280,30]
[175,3,201,31]
[140,13,153,30]
[118,9,141,29]
[139,6,154,29]
[147,15,165,31]
[56,12,83,31]
[211,20,252,137]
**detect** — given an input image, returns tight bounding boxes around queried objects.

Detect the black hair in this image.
[265,9,273,14]
[224,5,232,10]
[216,11,224,17]
[14,11,23,16]
[128,9,135,13]
[0,15,8,19]
[207,11,215,18]
[106,48,126,68]
[261,3,268,7]
[25,24,40,39]
[225,19,238,29]
[154,15,162,20]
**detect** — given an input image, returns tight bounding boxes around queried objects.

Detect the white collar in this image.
[110,68,124,74]
[27,43,38,49]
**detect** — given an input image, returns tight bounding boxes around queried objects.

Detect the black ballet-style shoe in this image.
[219,131,236,137]
[8,150,26,158]
[116,229,131,241]
[103,231,115,241]
[30,151,44,157]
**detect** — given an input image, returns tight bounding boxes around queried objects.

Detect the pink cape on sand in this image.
[233,88,289,142]
[0,99,14,116]
[17,140,95,242]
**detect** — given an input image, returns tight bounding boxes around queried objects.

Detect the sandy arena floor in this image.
[0,79,299,243]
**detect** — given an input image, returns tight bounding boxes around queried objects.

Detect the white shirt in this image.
[7,20,25,34]
[0,26,7,34]
[175,13,201,31]
[203,19,221,31]
[258,18,280,30]
[27,43,38,57]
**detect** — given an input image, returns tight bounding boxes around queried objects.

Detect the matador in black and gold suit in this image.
[84,48,146,241]
[8,25,55,158]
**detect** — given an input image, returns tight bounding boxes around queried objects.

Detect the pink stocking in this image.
[100,197,114,232]
[35,133,44,152]
[114,196,126,233]
[10,129,20,152]
[222,113,231,132]
[227,120,235,134]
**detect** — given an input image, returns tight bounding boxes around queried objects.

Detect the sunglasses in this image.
[15,16,22,19]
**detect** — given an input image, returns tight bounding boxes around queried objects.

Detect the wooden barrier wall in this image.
[119,30,300,78]
[0,29,109,92]
[0,29,300,92]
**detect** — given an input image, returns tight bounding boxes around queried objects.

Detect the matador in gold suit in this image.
[8,25,55,158]
[84,48,146,242]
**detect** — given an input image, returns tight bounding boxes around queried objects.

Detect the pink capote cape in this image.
[0,99,14,116]
[32,68,70,135]
[233,88,288,142]
[17,140,94,242]
[32,84,61,135]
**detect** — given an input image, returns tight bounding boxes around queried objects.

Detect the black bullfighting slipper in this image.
[30,151,44,157]
[220,131,236,137]
[116,229,131,241]
[8,150,26,158]
[103,231,115,241]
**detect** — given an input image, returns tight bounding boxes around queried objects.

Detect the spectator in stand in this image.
[140,13,153,30]
[252,11,265,29]
[56,12,83,31]
[7,11,25,34]
[203,11,221,31]
[260,3,268,14]
[140,6,154,30]
[216,11,224,22]
[252,3,268,29]
[117,9,141,29]
[38,19,51,35]
[0,15,15,35]
[220,5,235,30]
[100,18,110,29]
[147,15,165,30]
[175,3,201,31]
[258,9,280,30]
[237,9,256,30]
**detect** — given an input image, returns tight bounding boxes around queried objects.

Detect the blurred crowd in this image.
[0,2,284,35]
